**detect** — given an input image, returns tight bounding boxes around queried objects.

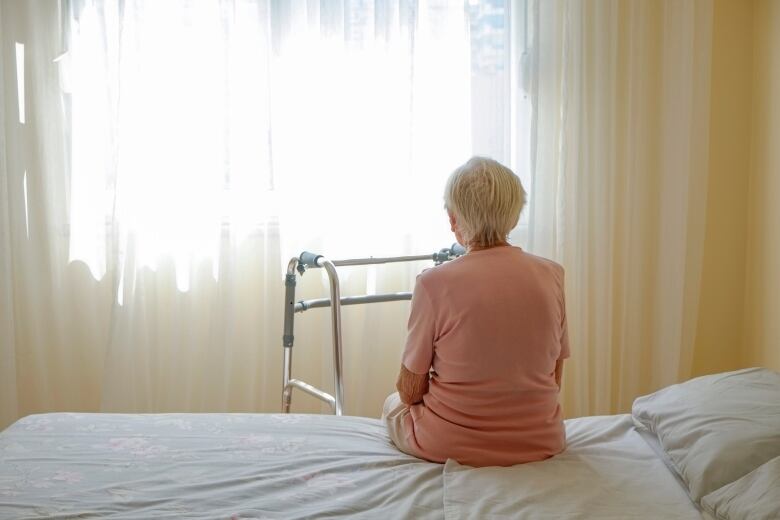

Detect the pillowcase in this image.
[631,367,780,501]
[701,456,780,520]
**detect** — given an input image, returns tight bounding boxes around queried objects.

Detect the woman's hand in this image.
[396,364,430,405]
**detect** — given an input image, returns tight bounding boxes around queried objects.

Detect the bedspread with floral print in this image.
[0,413,443,519]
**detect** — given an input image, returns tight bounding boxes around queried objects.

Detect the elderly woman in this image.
[382,156,569,467]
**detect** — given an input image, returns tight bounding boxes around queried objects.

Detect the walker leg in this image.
[282,346,293,413]
[321,260,344,416]
[281,259,298,413]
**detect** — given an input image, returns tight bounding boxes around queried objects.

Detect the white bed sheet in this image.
[443,414,704,519]
[1,412,706,519]
[0,413,443,519]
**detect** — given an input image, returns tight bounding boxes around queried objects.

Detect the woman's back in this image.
[402,245,569,467]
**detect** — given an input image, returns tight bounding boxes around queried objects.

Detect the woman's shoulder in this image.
[414,256,467,291]
[415,262,451,285]
[416,247,565,290]
[518,250,565,275]
[464,246,564,274]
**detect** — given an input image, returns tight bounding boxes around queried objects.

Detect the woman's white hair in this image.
[444,156,526,247]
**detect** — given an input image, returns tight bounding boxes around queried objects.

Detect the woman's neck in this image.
[468,240,509,253]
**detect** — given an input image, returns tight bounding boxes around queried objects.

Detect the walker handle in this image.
[299,251,323,268]
[450,243,467,257]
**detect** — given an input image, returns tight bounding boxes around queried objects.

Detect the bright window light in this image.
[65,1,513,290]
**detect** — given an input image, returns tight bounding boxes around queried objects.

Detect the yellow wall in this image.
[695,0,780,375]
[693,0,754,376]
[744,0,780,371]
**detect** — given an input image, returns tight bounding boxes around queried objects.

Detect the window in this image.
[64,0,527,283]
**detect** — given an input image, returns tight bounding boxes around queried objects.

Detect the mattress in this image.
[0,412,702,519]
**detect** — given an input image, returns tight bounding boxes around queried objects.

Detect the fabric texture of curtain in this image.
[0,0,713,429]
[526,0,714,417]
[0,0,512,428]
[0,0,20,428]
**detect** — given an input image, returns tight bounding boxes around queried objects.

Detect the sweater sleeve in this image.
[558,268,570,360]
[396,364,430,405]
[401,276,436,375]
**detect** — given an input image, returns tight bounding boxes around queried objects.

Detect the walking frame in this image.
[281,244,466,415]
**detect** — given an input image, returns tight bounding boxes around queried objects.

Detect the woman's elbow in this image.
[396,365,429,405]
[397,388,414,406]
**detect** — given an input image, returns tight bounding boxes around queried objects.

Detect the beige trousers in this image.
[382,392,419,457]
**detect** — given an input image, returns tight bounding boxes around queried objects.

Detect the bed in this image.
[1,368,778,519]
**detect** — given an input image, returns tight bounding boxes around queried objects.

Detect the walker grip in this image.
[299,251,323,268]
[450,243,467,257]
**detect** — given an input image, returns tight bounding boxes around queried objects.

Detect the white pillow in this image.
[701,456,780,520]
[631,367,780,501]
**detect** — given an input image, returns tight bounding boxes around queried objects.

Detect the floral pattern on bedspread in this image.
[0,413,443,519]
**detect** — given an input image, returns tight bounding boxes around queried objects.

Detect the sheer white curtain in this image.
[1,0,106,428]
[0,1,18,428]
[1,0,715,428]
[526,0,714,417]
[66,0,480,282]
[0,0,515,427]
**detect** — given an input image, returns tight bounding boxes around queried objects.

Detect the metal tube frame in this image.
[281,244,465,416]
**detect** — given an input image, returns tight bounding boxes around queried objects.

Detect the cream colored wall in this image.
[743,0,780,371]
[695,0,780,374]
[692,0,753,376]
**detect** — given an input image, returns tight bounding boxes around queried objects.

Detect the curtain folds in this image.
[0,0,20,428]
[0,0,501,427]
[0,0,714,429]
[527,0,713,417]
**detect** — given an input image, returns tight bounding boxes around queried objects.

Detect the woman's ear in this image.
[448,211,457,233]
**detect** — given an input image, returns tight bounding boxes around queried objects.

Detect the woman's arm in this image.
[396,364,429,405]
[397,276,435,405]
